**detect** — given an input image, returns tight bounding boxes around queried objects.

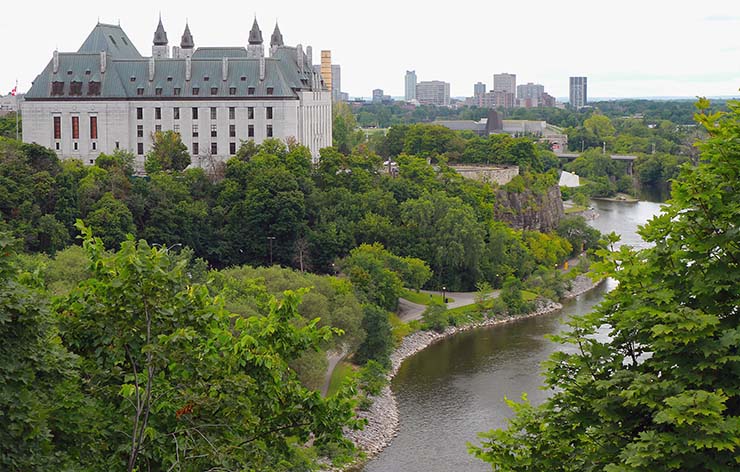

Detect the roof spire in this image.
[153,15,168,45]
[181,21,194,49]
[270,22,284,47]
[248,17,263,45]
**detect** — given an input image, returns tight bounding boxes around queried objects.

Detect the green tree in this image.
[354,304,393,367]
[85,192,135,249]
[60,223,361,471]
[470,99,740,471]
[144,130,191,173]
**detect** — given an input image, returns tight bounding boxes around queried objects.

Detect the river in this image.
[363,199,664,472]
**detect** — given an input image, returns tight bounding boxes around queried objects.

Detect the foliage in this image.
[58,222,361,471]
[556,215,603,256]
[354,304,393,368]
[357,360,388,396]
[470,98,740,470]
[421,303,449,333]
[144,130,191,173]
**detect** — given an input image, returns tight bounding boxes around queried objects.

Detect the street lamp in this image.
[266,236,276,266]
[442,286,447,304]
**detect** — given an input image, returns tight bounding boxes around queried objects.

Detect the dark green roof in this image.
[192,47,248,59]
[78,23,142,58]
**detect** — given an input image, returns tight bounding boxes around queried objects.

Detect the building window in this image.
[155,87,162,96]
[137,143,144,155]
[248,87,255,95]
[70,81,83,96]
[204,76,210,82]
[173,124,180,133]
[229,124,236,138]
[266,87,274,95]
[137,87,144,96]
[155,124,162,132]
[137,125,143,138]
[210,87,218,95]
[240,76,246,81]
[229,107,235,120]
[193,142,199,155]
[90,116,98,139]
[192,124,199,137]
[266,124,273,137]
[155,107,162,120]
[73,141,78,151]
[192,107,198,119]
[192,87,199,95]
[247,107,254,119]
[211,124,217,137]
[72,116,80,139]
[211,142,217,155]
[174,87,181,96]
[55,142,60,150]
[88,81,101,95]
[137,107,143,120]
[229,87,236,95]
[115,141,120,149]
[230,142,236,155]
[210,107,217,120]
[51,81,64,95]
[130,76,136,82]
[92,142,97,151]
[53,116,61,139]
[248,124,254,137]
[174,107,180,120]
[266,107,273,120]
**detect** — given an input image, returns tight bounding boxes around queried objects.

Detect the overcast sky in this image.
[2,0,739,99]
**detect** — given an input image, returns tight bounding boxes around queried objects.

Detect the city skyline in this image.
[1,0,739,100]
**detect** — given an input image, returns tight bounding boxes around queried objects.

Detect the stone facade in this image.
[22,19,332,167]
[450,164,519,186]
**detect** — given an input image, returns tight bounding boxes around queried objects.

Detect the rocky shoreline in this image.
[323,274,605,471]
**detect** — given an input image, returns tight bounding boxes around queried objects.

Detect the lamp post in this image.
[442,286,447,304]
[266,236,276,266]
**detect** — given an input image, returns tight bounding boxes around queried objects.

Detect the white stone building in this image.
[22,18,332,167]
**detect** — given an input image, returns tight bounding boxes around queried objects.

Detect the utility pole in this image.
[266,236,276,266]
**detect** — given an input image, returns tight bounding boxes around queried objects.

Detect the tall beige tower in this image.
[320,50,332,92]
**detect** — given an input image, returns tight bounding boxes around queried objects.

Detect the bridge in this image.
[558,153,638,173]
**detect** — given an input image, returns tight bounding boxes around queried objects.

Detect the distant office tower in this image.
[372,89,384,103]
[479,90,515,109]
[517,82,544,101]
[331,64,342,101]
[569,76,588,109]
[405,70,417,101]
[416,80,450,106]
[474,82,487,98]
[493,73,516,94]
[321,50,332,92]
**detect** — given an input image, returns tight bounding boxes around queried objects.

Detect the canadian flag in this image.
[10,85,17,96]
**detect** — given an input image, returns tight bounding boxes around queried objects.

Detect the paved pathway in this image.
[321,348,348,396]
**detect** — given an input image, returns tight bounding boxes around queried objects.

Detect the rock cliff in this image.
[494,184,564,232]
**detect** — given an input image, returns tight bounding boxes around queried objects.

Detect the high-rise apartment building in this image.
[405,70,417,101]
[331,64,342,102]
[416,80,450,107]
[372,89,384,103]
[517,82,544,101]
[321,50,332,92]
[474,82,487,98]
[569,76,588,109]
[493,73,516,94]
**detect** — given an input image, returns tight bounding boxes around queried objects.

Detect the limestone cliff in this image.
[494,184,564,232]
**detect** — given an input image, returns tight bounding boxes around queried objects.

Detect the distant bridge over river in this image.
[558,152,638,173]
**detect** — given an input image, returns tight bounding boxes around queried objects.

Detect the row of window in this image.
[136,140,249,157]
[136,123,273,141]
[136,86,274,97]
[136,106,272,121]
[51,81,101,96]
[53,115,97,140]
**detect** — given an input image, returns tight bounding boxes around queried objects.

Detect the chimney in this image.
[53,50,59,74]
[185,56,191,81]
[148,57,155,81]
[306,46,312,66]
[222,58,228,81]
[259,57,265,81]
[296,44,304,74]
[100,51,107,73]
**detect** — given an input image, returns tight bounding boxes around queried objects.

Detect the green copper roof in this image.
[78,23,142,58]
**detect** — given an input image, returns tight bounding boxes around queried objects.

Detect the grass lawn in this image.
[326,361,356,397]
[565,205,589,214]
[401,289,453,305]
[522,290,539,301]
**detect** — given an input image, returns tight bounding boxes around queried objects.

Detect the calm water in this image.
[363,200,664,472]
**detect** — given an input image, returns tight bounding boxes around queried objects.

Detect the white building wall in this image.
[23,95,329,166]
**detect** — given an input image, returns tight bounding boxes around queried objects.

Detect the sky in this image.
[1,0,739,100]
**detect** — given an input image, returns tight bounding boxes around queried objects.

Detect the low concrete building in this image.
[450,164,519,186]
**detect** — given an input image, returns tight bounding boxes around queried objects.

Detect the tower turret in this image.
[152,15,170,58]
[270,22,284,56]
[175,22,194,58]
[247,18,264,58]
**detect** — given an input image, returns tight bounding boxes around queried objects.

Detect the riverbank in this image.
[332,275,603,470]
